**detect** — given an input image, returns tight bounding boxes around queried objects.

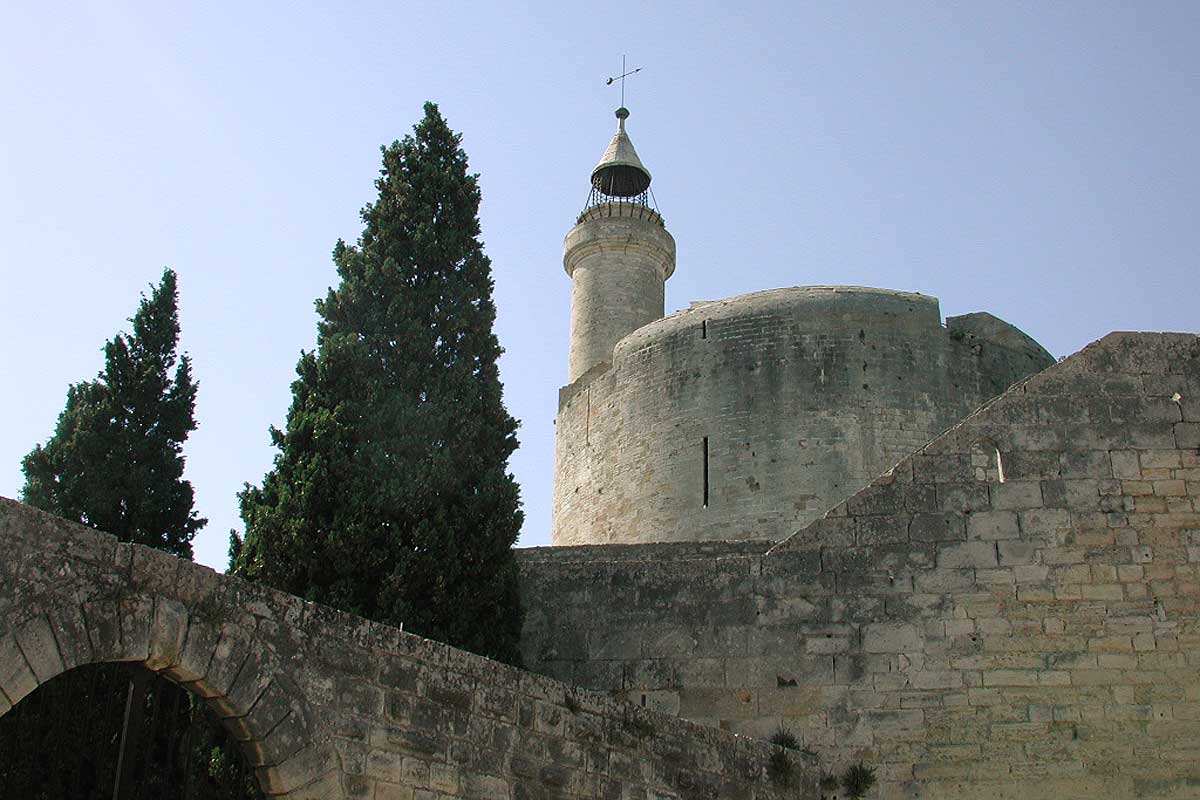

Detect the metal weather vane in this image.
[606,55,642,108]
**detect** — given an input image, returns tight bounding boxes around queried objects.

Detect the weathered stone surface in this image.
[0,633,37,705]
[522,333,1200,799]
[144,598,188,671]
[554,286,1054,546]
[14,615,64,683]
[0,496,815,800]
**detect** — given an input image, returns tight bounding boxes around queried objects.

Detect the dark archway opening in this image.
[0,663,265,800]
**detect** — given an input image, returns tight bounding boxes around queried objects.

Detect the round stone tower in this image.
[564,108,676,382]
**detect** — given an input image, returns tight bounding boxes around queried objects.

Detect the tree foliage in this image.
[22,268,205,557]
[234,102,524,664]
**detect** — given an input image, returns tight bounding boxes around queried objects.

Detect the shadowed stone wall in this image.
[0,498,818,799]
[524,332,1200,798]
[553,286,1054,546]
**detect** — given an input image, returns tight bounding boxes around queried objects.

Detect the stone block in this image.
[14,616,64,683]
[910,670,964,690]
[678,687,756,719]
[1154,479,1188,496]
[227,647,275,719]
[673,658,724,688]
[1142,450,1183,470]
[1012,564,1049,583]
[910,512,967,542]
[1011,449,1067,480]
[856,513,910,546]
[913,453,971,484]
[805,635,849,654]
[967,511,1020,541]
[1079,584,1124,601]
[982,670,1040,687]
[623,658,673,689]
[118,596,154,662]
[0,633,38,706]
[145,598,189,671]
[938,541,998,569]
[130,543,181,595]
[257,743,339,796]
[998,541,1037,566]
[847,482,904,516]
[207,622,258,697]
[938,483,991,513]
[915,568,978,593]
[253,686,310,766]
[904,483,939,512]
[171,618,221,686]
[589,629,641,660]
[366,748,403,783]
[47,604,93,671]
[863,623,922,653]
[83,600,122,662]
[374,782,415,800]
[991,481,1044,510]
[1041,479,1100,509]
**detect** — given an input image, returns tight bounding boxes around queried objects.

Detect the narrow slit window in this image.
[702,436,710,508]
[701,320,707,339]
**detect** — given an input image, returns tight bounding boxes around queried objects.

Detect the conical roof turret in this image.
[590,107,652,198]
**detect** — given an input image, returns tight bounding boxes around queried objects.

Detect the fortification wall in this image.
[552,286,1054,545]
[0,498,818,800]
[524,332,1200,798]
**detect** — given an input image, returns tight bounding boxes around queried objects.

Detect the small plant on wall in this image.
[818,762,878,799]
[766,725,800,787]
[841,762,877,799]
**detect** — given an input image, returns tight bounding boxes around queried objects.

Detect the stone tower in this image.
[552,111,1056,547]
[564,108,676,382]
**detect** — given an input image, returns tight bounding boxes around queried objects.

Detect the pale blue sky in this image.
[2,1,1197,570]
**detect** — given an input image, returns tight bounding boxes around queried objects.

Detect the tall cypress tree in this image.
[22,268,205,558]
[234,103,524,664]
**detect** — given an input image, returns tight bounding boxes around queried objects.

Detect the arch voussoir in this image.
[46,603,94,671]
[82,599,123,662]
[205,620,261,713]
[256,742,342,798]
[117,595,154,662]
[0,633,37,708]
[145,597,189,671]
[167,614,222,689]
[13,615,65,684]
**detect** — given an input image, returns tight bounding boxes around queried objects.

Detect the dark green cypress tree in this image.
[234,102,524,664]
[22,268,205,557]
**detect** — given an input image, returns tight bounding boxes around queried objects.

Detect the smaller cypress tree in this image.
[22,268,205,558]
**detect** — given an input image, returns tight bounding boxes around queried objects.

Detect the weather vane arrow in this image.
[606,55,642,107]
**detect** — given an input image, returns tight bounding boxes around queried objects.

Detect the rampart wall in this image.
[0,498,817,799]
[525,332,1200,798]
[552,286,1055,546]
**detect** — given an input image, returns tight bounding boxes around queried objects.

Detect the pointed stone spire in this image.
[590,107,652,197]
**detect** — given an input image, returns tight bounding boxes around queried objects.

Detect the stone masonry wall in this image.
[0,498,817,799]
[552,286,1054,546]
[524,332,1200,798]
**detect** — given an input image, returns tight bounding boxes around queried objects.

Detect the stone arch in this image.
[968,436,1006,483]
[0,502,343,799]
